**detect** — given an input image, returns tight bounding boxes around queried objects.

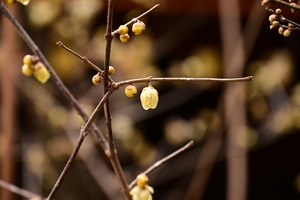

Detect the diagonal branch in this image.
[0,179,43,199]
[0,2,108,151]
[129,140,194,189]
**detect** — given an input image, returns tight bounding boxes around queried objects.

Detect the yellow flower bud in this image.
[125,85,137,97]
[6,0,16,5]
[268,14,277,22]
[140,86,159,110]
[130,174,154,200]
[278,27,284,35]
[92,74,102,85]
[120,33,130,43]
[137,174,149,187]
[132,21,146,35]
[283,29,291,37]
[22,64,33,76]
[16,0,30,5]
[108,66,115,75]
[118,25,129,35]
[23,54,34,66]
[33,62,50,84]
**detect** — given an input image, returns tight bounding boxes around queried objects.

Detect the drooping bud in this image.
[108,66,115,75]
[283,29,291,37]
[278,27,284,35]
[132,21,146,35]
[33,62,50,84]
[92,74,102,85]
[118,25,129,35]
[23,55,34,66]
[269,14,277,22]
[125,85,137,97]
[120,33,130,43]
[22,64,33,76]
[136,174,149,187]
[140,86,159,110]
[16,0,30,5]
[130,174,154,200]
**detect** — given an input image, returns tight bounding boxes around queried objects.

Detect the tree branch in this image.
[129,140,194,189]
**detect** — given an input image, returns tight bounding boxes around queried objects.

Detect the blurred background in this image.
[1,0,300,199]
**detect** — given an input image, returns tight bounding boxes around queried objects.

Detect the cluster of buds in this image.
[91,66,115,85]
[268,9,294,37]
[6,0,30,5]
[22,55,50,84]
[117,21,146,43]
[124,83,159,110]
[130,174,154,200]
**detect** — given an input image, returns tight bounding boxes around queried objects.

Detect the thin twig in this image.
[46,90,113,200]
[116,76,253,87]
[56,41,102,73]
[270,0,300,11]
[111,4,160,36]
[129,140,194,189]
[0,179,43,199]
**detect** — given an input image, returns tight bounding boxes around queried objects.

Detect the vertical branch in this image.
[0,5,18,200]
[103,0,131,199]
[185,1,264,199]
[218,0,253,200]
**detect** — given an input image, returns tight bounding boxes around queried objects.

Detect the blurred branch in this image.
[0,4,18,200]
[129,140,194,189]
[269,0,300,10]
[0,179,43,199]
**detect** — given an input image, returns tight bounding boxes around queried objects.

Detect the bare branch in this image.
[116,76,253,87]
[111,4,160,36]
[270,0,300,11]
[129,140,194,189]
[0,179,43,199]
[56,41,102,73]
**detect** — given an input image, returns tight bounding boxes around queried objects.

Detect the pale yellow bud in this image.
[118,25,129,35]
[136,174,149,187]
[33,62,50,84]
[92,74,102,85]
[125,85,137,97]
[283,29,291,37]
[120,33,130,43]
[140,86,159,110]
[22,64,33,76]
[132,21,146,35]
[17,0,30,5]
[23,55,34,66]
[108,66,115,75]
